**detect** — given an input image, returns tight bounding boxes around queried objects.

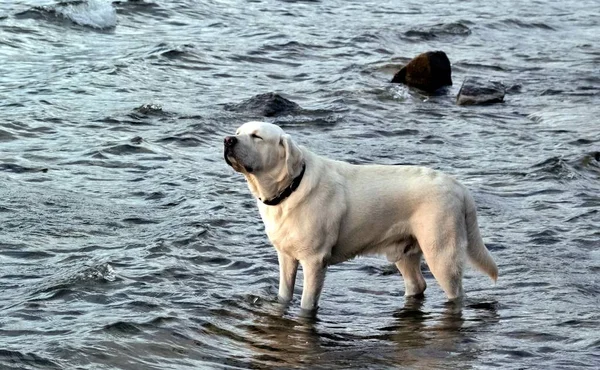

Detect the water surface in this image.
[1,0,599,369]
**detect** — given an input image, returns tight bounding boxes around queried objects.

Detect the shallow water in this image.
[1,0,599,369]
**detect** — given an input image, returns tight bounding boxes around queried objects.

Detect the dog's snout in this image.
[224,136,237,148]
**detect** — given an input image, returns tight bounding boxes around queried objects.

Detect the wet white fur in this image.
[227,121,498,311]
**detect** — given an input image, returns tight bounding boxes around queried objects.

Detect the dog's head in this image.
[224,121,303,183]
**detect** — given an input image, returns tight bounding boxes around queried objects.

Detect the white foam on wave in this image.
[55,0,117,29]
[389,84,412,101]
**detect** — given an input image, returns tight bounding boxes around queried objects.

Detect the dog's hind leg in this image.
[395,250,427,297]
[420,237,465,300]
[416,216,467,300]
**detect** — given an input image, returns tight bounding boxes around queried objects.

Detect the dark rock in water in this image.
[391,51,452,93]
[227,92,301,117]
[506,84,523,94]
[456,77,506,105]
[130,136,143,144]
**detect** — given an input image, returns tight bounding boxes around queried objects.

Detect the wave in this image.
[500,18,555,31]
[24,263,117,305]
[16,0,116,30]
[55,0,116,29]
[0,349,60,369]
[529,152,600,181]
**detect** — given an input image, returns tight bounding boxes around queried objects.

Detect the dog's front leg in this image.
[300,258,327,312]
[277,251,298,303]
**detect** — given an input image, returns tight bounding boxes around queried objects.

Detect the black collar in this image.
[260,163,306,206]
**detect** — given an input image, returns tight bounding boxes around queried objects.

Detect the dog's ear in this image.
[280,134,303,178]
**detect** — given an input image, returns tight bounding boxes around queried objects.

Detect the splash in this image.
[55,0,117,29]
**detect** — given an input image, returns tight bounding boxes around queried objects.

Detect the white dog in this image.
[224,121,498,311]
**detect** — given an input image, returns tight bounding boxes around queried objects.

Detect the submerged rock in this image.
[226,92,301,117]
[404,22,472,41]
[456,77,506,105]
[391,51,452,93]
[134,103,164,115]
[0,163,48,173]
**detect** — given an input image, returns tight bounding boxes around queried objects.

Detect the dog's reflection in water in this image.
[242,297,498,368]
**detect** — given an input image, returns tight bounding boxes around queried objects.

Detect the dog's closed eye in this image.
[251,133,263,140]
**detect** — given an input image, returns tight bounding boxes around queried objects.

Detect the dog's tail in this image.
[464,192,498,282]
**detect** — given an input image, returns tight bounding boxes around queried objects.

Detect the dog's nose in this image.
[224,136,237,148]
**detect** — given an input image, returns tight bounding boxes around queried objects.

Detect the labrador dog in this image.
[224,121,498,311]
